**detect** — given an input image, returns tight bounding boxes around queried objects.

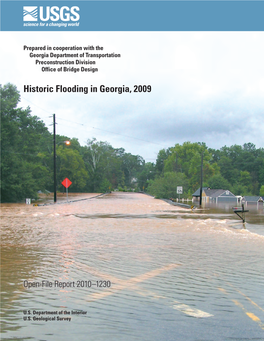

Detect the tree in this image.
[147,172,189,199]
[56,145,88,192]
[214,143,263,195]
[259,185,264,197]
[207,174,231,190]
[155,148,171,175]
[82,139,126,192]
[136,162,156,191]
[82,138,109,191]
[1,83,51,202]
[239,171,252,188]
[163,142,219,192]
[121,153,144,187]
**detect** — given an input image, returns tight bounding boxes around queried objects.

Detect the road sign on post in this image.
[177,186,183,194]
[177,186,183,200]
[61,178,72,203]
[62,178,72,188]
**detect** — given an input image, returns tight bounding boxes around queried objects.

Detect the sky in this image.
[1,31,264,161]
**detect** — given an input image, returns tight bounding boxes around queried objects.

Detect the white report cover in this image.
[1,1,264,340]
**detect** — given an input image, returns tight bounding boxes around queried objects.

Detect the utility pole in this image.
[199,152,203,206]
[53,114,57,203]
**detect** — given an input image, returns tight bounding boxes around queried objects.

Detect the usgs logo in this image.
[23,6,80,22]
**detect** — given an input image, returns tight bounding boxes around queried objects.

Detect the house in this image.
[192,187,238,203]
[242,196,263,207]
[192,187,208,202]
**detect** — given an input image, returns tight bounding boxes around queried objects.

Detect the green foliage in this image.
[147,172,189,199]
[155,148,171,175]
[259,185,264,197]
[231,184,249,197]
[83,138,124,192]
[1,83,51,202]
[136,162,156,191]
[82,139,144,192]
[239,171,251,188]
[99,178,112,193]
[163,142,219,192]
[0,84,144,201]
[149,141,264,198]
[210,143,264,195]
[207,174,231,189]
[56,146,88,192]
[121,153,144,186]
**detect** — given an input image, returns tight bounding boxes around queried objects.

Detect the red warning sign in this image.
[61,178,72,188]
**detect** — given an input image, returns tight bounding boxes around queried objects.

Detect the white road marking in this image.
[173,303,213,318]
[74,261,213,318]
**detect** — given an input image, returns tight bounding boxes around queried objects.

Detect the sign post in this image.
[177,186,183,201]
[61,178,72,203]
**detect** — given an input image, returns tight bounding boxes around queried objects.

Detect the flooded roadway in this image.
[1,192,264,340]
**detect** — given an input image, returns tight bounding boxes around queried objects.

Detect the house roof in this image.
[204,189,225,197]
[242,196,263,202]
[192,187,208,196]
[192,187,235,198]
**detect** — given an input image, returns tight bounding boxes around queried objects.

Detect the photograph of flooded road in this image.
[1,192,264,340]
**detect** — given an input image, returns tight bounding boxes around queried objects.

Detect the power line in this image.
[21,96,52,116]
[55,118,163,146]
[19,97,165,148]
[92,127,163,146]
[56,117,84,126]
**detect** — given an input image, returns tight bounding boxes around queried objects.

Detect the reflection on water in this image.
[1,192,264,341]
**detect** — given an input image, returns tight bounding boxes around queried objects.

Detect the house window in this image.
[226,191,229,195]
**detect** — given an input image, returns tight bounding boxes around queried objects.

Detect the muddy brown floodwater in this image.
[1,192,264,341]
